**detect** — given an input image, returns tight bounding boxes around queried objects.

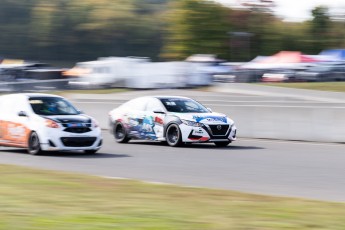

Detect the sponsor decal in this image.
[67,123,86,127]
[188,130,203,140]
[193,115,227,123]
[8,124,26,137]
[0,121,29,147]
[187,130,209,142]
[193,130,203,134]
[128,116,157,140]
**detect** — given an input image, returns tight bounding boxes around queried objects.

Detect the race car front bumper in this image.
[37,127,102,152]
[180,123,237,143]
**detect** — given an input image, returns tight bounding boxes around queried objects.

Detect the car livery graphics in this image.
[193,115,227,123]
[176,112,234,143]
[0,93,102,154]
[127,116,158,140]
[109,96,237,147]
[0,121,30,147]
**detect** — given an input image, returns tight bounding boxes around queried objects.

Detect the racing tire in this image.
[27,131,43,155]
[113,122,130,143]
[84,149,98,154]
[166,124,183,147]
[214,141,231,147]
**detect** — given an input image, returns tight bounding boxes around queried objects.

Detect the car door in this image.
[0,97,5,143]
[0,97,16,146]
[143,98,166,140]
[0,96,31,147]
[125,97,148,139]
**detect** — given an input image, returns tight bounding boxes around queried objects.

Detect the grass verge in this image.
[259,82,345,93]
[1,164,345,230]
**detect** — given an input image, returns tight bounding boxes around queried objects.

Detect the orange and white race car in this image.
[0,93,102,155]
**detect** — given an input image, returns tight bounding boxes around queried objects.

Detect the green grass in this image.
[1,164,345,230]
[259,82,345,93]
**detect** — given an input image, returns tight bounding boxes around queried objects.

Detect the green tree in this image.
[161,0,230,60]
[309,6,331,52]
[0,0,34,58]
[1,0,344,64]
[26,0,169,62]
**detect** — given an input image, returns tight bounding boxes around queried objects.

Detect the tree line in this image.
[0,0,344,64]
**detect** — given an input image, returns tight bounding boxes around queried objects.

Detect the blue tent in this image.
[320,49,345,61]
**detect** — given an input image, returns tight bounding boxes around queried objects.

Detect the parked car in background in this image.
[0,62,68,91]
[261,69,296,82]
[294,63,345,82]
[108,96,237,147]
[0,93,102,155]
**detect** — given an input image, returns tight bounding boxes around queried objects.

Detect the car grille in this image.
[60,137,96,147]
[62,122,92,133]
[208,124,229,136]
[61,123,91,127]
[64,127,92,133]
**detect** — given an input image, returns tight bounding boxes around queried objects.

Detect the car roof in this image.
[127,96,192,101]
[0,93,63,100]
[152,96,191,100]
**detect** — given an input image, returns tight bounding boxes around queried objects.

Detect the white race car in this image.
[0,93,102,155]
[108,96,236,147]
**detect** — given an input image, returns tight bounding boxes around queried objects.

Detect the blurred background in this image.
[1,0,345,90]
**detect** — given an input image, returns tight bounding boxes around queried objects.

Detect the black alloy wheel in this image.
[114,122,130,143]
[166,124,182,147]
[27,131,42,155]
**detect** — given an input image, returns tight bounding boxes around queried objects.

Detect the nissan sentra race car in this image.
[108,96,236,147]
[0,93,102,155]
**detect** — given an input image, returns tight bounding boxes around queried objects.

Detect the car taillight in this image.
[45,119,59,128]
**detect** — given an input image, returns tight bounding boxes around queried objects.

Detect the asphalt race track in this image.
[1,89,345,202]
[1,132,345,202]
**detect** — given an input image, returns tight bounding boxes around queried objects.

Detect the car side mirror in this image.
[18,111,28,117]
[77,109,84,114]
[207,108,213,113]
[153,109,166,114]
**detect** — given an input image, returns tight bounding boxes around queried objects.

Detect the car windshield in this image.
[160,98,209,113]
[29,97,80,115]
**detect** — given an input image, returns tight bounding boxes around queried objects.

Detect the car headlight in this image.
[45,119,59,128]
[181,119,202,127]
[92,118,99,128]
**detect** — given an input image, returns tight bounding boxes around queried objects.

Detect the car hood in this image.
[44,114,92,123]
[171,112,232,124]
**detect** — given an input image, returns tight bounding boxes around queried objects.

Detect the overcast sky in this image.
[216,0,345,22]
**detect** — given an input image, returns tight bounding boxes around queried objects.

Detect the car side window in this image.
[145,98,164,112]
